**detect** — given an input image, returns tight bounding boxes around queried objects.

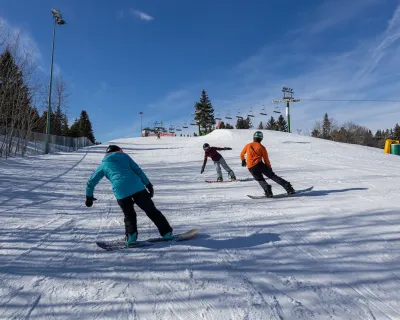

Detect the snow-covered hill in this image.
[1,129,400,319]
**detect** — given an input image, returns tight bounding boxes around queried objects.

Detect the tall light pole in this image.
[139,111,143,134]
[272,87,300,133]
[44,8,66,154]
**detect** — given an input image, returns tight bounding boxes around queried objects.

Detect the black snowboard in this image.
[96,228,199,251]
[247,186,314,199]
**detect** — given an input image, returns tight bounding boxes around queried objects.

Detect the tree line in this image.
[312,113,399,149]
[191,89,396,149]
[193,89,289,133]
[0,32,96,157]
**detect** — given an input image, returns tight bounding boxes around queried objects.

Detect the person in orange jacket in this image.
[240,131,295,197]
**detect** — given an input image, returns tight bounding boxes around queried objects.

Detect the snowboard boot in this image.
[162,232,173,240]
[230,175,236,181]
[125,232,137,247]
[264,185,273,198]
[217,176,223,182]
[284,183,296,195]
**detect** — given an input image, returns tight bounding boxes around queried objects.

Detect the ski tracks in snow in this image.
[270,205,399,319]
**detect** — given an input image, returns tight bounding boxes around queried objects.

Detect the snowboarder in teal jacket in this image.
[86,145,173,247]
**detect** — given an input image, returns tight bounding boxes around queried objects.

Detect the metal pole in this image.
[286,101,291,133]
[44,17,57,154]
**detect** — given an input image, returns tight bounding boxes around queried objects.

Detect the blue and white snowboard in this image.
[96,228,199,251]
[247,186,314,199]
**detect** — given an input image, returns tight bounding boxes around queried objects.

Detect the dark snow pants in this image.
[117,189,173,237]
[248,162,290,192]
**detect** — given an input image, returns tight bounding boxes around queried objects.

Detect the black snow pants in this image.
[117,189,173,237]
[248,162,290,192]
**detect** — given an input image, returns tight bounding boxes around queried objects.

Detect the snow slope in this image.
[1,129,400,320]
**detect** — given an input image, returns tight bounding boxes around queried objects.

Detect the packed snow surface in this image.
[1,129,400,319]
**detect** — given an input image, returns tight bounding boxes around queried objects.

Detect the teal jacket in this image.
[86,152,150,200]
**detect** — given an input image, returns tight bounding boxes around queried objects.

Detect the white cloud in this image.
[116,1,400,137]
[130,9,154,22]
[305,0,380,35]
[193,2,400,134]
[0,17,42,63]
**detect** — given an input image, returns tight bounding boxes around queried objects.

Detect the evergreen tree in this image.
[0,49,31,129]
[266,116,277,130]
[394,123,400,138]
[258,121,264,130]
[53,104,63,136]
[68,119,80,137]
[225,123,234,129]
[194,89,215,133]
[219,121,226,129]
[311,129,320,137]
[322,113,331,139]
[78,110,95,143]
[276,115,288,132]
[235,117,245,129]
[245,116,253,129]
[39,111,51,133]
[61,113,69,136]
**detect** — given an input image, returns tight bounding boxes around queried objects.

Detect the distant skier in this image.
[240,131,295,197]
[85,145,173,247]
[157,132,161,139]
[201,143,236,181]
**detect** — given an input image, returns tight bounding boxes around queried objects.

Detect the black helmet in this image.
[106,145,122,154]
[253,131,263,142]
[203,143,210,150]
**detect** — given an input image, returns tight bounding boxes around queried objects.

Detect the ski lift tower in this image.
[190,111,201,136]
[272,87,300,133]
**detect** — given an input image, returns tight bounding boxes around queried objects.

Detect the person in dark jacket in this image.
[201,143,236,181]
[86,145,173,247]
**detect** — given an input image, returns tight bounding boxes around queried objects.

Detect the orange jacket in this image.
[240,142,271,168]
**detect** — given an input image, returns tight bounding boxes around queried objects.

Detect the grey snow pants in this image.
[214,157,235,178]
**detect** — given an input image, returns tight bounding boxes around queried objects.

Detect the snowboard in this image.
[205,178,254,183]
[247,186,314,199]
[96,228,199,251]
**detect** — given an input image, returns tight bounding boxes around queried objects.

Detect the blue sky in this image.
[0,0,399,142]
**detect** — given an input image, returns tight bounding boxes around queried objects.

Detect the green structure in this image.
[391,144,400,156]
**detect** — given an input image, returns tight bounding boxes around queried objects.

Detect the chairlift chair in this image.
[176,125,182,132]
[236,109,243,119]
[183,121,189,129]
[260,105,268,116]
[215,111,222,120]
[273,105,281,114]
[225,110,232,120]
[247,107,255,118]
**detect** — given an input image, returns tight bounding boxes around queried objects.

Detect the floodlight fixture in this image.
[51,8,60,15]
[44,8,67,154]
